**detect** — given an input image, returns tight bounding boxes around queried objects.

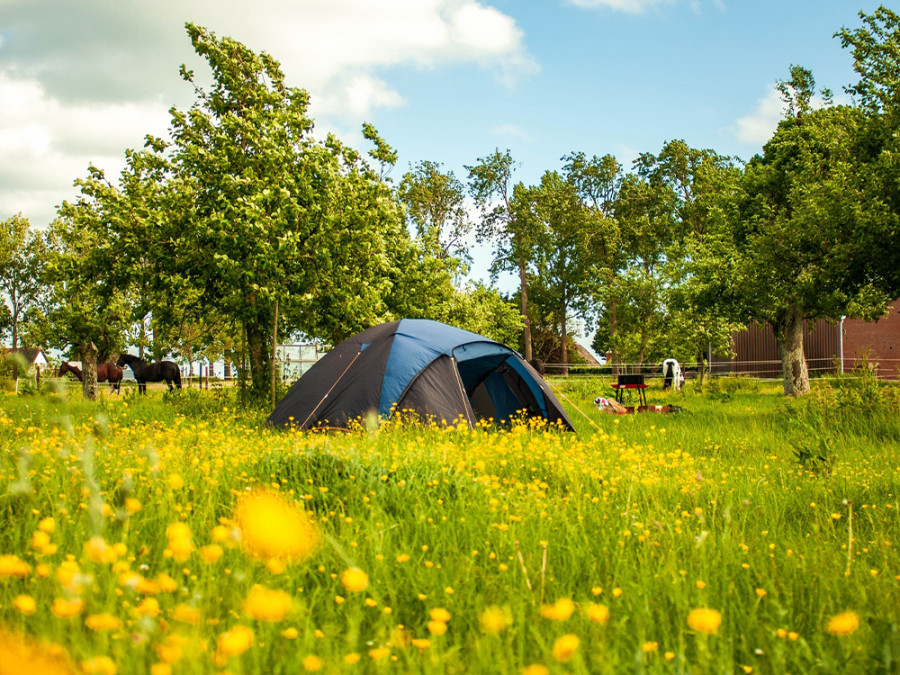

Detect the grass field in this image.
[0,374,898,674]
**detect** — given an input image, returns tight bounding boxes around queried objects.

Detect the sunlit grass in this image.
[0,377,897,674]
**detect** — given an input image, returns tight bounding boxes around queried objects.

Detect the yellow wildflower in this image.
[427,620,447,635]
[687,608,722,634]
[0,554,31,578]
[172,604,201,625]
[165,523,194,562]
[429,607,451,623]
[14,594,37,615]
[0,628,74,675]
[235,490,320,563]
[340,567,369,592]
[479,605,512,635]
[52,597,85,619]
[586,603,610,624]
[134,597,161,617]
[200,544,223,564]
[826,611,860,636]
[522,666,549,675]
[302,655,322,672]
[79,656,117,675]
[539,597,574,621]
[242,584,293,622]
[551,634,580,662]
[216,625,254,657]
[84,536,118,564]
[369,647,391,660]
[642,641,659,653]
[85,614,123,632]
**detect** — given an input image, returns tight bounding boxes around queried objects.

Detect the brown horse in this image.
[58,361,124,393]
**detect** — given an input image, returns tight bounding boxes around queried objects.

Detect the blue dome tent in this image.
[267,319,575,431]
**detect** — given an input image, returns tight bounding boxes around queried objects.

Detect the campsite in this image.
[3,2,900,673]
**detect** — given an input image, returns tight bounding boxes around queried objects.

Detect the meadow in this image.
[0,373,898,674]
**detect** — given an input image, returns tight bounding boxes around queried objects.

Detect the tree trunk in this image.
[559,304,569,377]
[246,321,270,401]
[608,297,620,377]
[773,307,810,396]
[519,258,532,361]
[81,341,99,401]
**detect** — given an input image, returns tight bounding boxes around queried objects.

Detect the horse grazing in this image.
[116,354,182,394]
[58,361,124,393]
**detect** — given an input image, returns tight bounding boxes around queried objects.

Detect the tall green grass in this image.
[0,376,897,674]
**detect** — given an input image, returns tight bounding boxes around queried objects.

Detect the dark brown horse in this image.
[58,361,124,393]
[116,354,182,394]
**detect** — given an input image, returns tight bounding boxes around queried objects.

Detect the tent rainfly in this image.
[267,319,575,431]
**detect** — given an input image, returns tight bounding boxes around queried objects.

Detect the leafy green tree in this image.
[398,160,472,268]
[466,149,535,360]
[512,171,595,375]
[687,66,893,395]
[84,24,412,400]
[0,215,49,349]
[836,6,900,294]
[43,208,131,400]
[561,152,627,370]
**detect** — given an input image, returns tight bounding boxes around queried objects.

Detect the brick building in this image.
[713,298,900,380]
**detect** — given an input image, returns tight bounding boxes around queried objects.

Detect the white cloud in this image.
[735,87,782,146]
[0,73,170,226]
[1,0,534,226]
[566,0,674,13]
[491,123,531,141]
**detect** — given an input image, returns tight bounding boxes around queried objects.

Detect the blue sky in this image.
[0,0,885,292]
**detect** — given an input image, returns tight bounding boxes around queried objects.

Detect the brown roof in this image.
[3,347,49,365]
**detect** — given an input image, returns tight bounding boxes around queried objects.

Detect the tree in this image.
[636,140,745,380]
[561,152,627,370]
[0,215,49,349]
[512,171,595,375]
[466,150,535,360]
[44,208,131,400]
[81,24,413,400]
[836,6,900,294]
[398,160,472,268]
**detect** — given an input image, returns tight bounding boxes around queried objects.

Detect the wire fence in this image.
[541,357,900,381]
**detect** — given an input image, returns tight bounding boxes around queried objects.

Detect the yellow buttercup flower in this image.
[522,666,549,675]
[551,634,580,662]
[302,655,322,671]
[479,605,512,635]
[79,656,117,675]
[687,608,722,634]
[235,491,321,563]
[216,625,254,657]
[0,554,31,578]
[429,607,451,623]
[826,611,860,636]
[340,567,369,592]
[165,523,194,562]
[586,603,610,624]
[14,594,37,615]
[242,584,293,622]
[539,598,574,621]
[172,604,201,625]
[85,614,123,632]
[427,620,448,635]
[52,597,85,619]
[200,544,224,564]
[0,628,75,675]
